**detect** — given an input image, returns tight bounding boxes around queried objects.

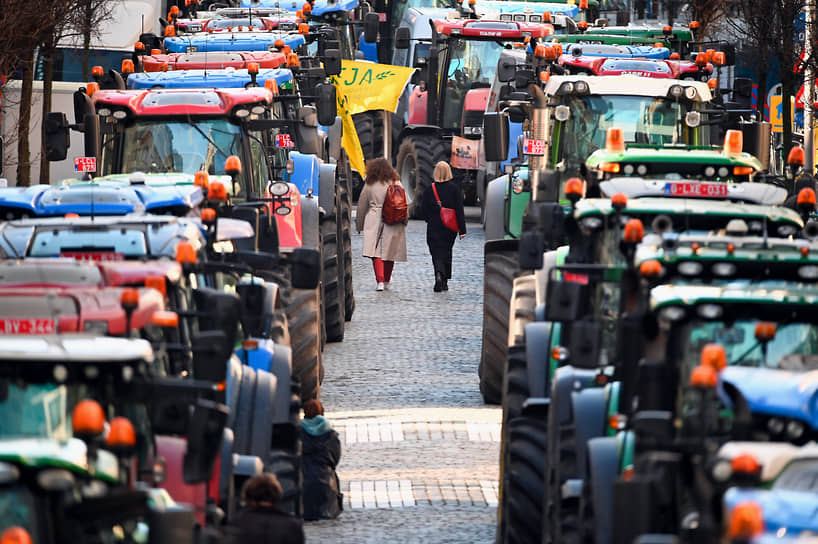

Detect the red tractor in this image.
[394,19,553,211]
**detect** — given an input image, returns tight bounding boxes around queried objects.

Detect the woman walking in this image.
[356,158,408,291]
[421,161,466,292]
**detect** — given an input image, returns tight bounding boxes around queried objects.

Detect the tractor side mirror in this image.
[364,12,380,43]
[514,69,535,88]
[44,113,71,161]
[289,248,321,289]
[297,105,319,128]
[73,90,94,125]
[395,27,410,49]
[192,288,241,351]
[497,57,517,83]
[567,319,601,369]
[191,330,231,383]
[83,114,101,161]
[184,399,229,484]
[544,278,588,322]
[483,112,509,163]
[316,83,338,127]
[323,48,342,77]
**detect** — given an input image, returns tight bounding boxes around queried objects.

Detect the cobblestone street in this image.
[305,212,499,543]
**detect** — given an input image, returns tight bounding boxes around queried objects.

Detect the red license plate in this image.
[60,252,125,262]
[562,272,589,284]
[0,318,55,335]
[664,182,728,198]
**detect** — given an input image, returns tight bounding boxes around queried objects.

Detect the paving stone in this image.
[304,215,500,543]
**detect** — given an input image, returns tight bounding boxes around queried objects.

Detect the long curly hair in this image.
[365,158,397,185]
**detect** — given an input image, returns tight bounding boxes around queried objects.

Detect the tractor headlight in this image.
[697,304,722,319]
[678,261,703,276]
[554,105,571,122]
[685,111,701,128]
[511,177,524,194]
[658,305,686,322]
[767,417,784,435]
[786,420,805,440]
[711,263,736,277]
[269,181,290,196]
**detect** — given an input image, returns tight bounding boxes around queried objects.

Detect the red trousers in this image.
[372,258,394,283]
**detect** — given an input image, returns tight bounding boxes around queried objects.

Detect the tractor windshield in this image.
[0,486,40,542]
[555,94,708,173]
[679,320,818,373]
[0,384,83,440]
[441,38,505,130]
[116,119,241,176]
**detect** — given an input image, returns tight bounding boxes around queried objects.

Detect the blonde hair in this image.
[433,161,452,182]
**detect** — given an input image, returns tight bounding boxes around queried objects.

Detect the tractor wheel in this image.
[268,449,302,517]
[479,243,519,404]
[269,306,291,348]
[396,135,448,219]
[321,212,345,343]
[546,388,580,544]
[507,274,537,348]
[338,151,355,321]
[352,112,377,202]
[503,416,548,544]
[287,286,322,401]
[497,342,530,544]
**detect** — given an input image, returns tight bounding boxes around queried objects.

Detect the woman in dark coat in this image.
[300,400,342,520]
[232,473,304,544]
[421,161,467,292]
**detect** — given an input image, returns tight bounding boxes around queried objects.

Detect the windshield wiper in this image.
[187,120,230,163]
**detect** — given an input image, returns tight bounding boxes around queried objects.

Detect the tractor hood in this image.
[163,32,306,53]
[0,181,203,219]
[722,367,818,428]
[127,67,293,90]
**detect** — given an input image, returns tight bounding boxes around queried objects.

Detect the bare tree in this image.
[775,0,805,167]
[686,0,727,41]
[726,0,777,118]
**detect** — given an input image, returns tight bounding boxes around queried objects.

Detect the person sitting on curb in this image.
[232,473,304,544]
[301,399,343,520]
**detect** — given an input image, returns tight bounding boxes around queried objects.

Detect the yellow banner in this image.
[331,60,416,115]
[330,60,416,174]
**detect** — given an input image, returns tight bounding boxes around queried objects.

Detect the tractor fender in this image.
[358,38,379,62]
[586,436,620,544]
[535,248,561,307]
[407,87,428,125]
[155,435,208,525]
[484,174,508,242]
[552,366,598,426]
[269,343,293,424]
[288,151,320,196]
[249,369,278,458]
[318,163,338,216]
[398,124,441,142]
[217,427,235,508]
[525,321,552,399]
[326,116,342,162]
[570,387,608,481]
[299,195,320,251]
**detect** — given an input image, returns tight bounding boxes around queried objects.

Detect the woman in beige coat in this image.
[356,158,408,291]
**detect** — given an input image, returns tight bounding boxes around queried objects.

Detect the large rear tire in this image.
[321,212,345,343]
[287,286,322,401]
[479,243,519,404]
[503,417,548,544]
[395,135,448,219]
[338,151,355,321]
[268,449,302,517]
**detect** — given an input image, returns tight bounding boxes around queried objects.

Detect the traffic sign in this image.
[769,95,794,133]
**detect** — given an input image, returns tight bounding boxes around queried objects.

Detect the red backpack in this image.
[382,182,408,225]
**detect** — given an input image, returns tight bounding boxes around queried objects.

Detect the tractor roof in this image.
[162,32,305,53]
[574,196,801,227]
[650,283,818,312]
[477,1,579,18]
[434,18,553,38]
[141,51,287,71]
[559,43,670,59]
[599,178,784,205]
[0,438,119,483]
[0,334,153,363]
[127,67,292,90]
[92,87,273,116]
[543,74,712,101]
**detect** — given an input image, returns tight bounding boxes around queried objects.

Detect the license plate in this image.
[562,272,589,284]
[276,134,295,148]
[60,252,125,262]
[523,138,546,156]
[664,182,728,198]
[0,318,55,335]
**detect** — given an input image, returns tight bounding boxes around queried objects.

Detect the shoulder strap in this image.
[431,183,442,205]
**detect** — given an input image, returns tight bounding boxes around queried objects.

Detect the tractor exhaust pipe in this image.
[528,84,549,202]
